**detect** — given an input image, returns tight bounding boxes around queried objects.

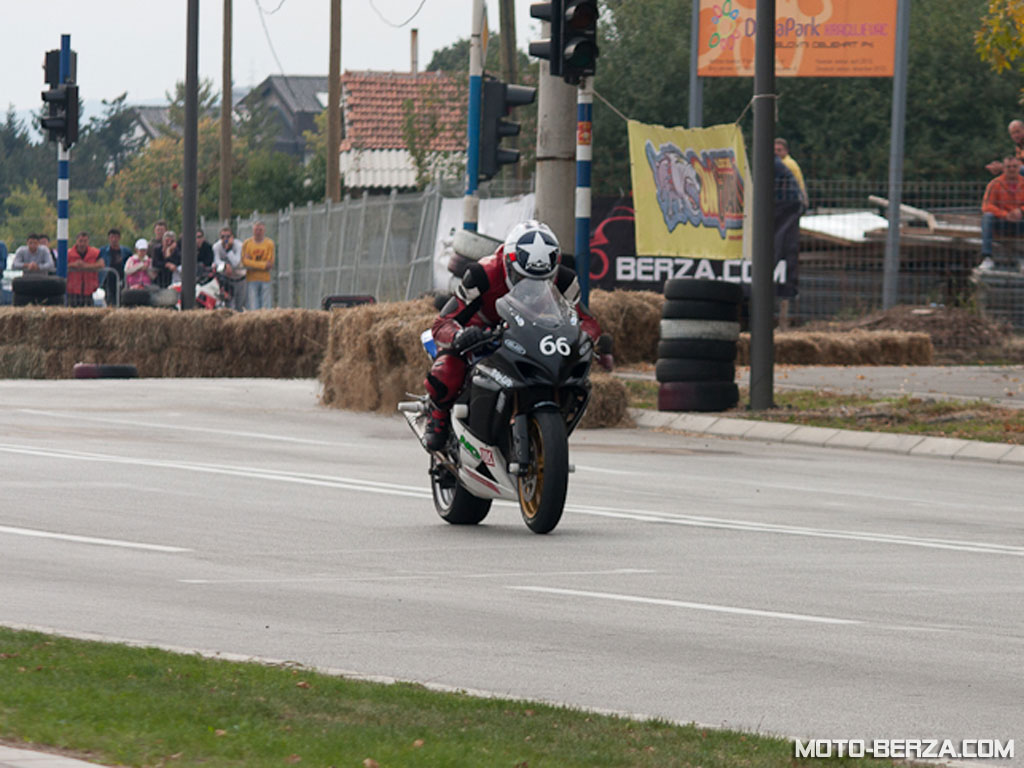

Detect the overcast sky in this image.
[3,0,541,117]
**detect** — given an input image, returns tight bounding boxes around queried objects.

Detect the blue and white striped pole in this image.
[463,0,485,232]
[574,77,593,304]
[55,34,71,280]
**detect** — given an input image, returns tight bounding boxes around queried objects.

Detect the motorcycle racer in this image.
[423,220,601,451]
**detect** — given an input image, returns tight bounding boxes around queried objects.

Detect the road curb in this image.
[0,744,105,768]
[628,409,1024,466]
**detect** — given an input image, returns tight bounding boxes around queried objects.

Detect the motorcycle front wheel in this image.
[518,410,569,534]
[431,454,491,525]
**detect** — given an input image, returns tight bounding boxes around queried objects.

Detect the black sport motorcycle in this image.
[400,278,594,534]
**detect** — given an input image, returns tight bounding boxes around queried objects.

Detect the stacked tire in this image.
[657,279,742,412]
[12,275,65,306]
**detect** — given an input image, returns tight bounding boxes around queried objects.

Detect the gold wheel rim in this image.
[518,418,545,519]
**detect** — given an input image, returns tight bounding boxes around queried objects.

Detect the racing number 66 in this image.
[540,335,571,356]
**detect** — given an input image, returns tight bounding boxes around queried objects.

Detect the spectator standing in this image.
[13,234,55,273]
[981,154,1024,267]
[98,228,132,306]
[194,229,215,272]
[67,231,103,307]
[774,138,808,207]
[242,221,275,310]
[151,230,181,288]
[148,220,167,259]
[0,239,8,272]
[212,226,246,311]
[986,120,1024,176]
[124,238,153,289]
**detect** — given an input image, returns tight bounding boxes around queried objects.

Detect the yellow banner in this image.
[698,0,899,78]
[628,120,747,259]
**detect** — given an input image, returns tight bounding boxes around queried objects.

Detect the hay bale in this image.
[0,308,50,350]
[0,344,46,378]
[320,299,436,411]
[41,308,113,351]
[736,330,934,365]
[588,289,663,365]
[103,308,175,355]
[579,372,630,428]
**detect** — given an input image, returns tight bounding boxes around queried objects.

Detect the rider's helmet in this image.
[502,220,560,287]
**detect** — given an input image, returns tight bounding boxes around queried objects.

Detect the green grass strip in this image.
[625,380,1024,444]
[0,627,896,767]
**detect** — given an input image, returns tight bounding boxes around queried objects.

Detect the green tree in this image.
[0,181,56,244]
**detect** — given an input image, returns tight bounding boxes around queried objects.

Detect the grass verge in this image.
[624,379,1024,444]
[0,627,896,768]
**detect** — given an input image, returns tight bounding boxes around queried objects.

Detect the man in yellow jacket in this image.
[242,221,275,310]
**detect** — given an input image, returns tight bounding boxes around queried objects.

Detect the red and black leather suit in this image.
[424,247,602,408]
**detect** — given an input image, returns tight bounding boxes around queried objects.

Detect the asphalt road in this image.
[0,379,1021,763]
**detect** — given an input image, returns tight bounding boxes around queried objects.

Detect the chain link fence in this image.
[203,187,443,309]
[792,179,1024,329]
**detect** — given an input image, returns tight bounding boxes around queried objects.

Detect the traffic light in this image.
[528,0,564,78]
[40,83,79,149]
[561,1,599,84]
[478,78,536,180]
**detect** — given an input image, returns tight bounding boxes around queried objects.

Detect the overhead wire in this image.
[252,0,299,108]
[368,0,429,28]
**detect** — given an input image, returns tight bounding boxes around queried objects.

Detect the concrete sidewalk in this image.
[0,745,104,768]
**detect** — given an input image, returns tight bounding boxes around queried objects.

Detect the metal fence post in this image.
[375,189,398,301]
[317,197,332,306]
[334,193,351,295]
[405,186,433,300]
[350,190,369,293]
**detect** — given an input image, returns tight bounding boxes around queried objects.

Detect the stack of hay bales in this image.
[0,307,328,378]
[318,297,631,427]
[735,330,933,366]
[588,289,662,364]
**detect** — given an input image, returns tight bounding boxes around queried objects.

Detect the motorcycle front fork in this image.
[509,413,529,475]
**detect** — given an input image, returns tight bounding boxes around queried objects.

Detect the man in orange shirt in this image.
[67,231,104,307]
[242,220,275,310]
[981,155,1024,265]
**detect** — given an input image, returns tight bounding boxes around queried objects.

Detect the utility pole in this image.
[534,48,576,262]
[326,0,342,202]
[463,0,485,231]
[219,0,232,224]
[182,0,200,309]
[749,0,776,409]
[498,0,519,181]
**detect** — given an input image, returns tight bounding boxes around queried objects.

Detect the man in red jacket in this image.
[67,231,104,307]
[981,155,1024,266]
[422,220,601,451]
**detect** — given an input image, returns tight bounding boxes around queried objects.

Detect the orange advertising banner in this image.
[697,0,898,78]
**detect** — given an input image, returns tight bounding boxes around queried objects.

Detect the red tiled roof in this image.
[339,70,466,153]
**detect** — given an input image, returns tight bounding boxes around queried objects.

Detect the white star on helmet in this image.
[519,232,557,274]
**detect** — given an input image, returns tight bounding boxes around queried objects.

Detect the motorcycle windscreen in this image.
[496,278,574,330]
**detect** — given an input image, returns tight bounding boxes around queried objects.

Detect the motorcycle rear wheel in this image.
[431,455,491,525]
[518,411,569,534]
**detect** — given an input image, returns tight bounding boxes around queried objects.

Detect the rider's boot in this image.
[424,404,451,451]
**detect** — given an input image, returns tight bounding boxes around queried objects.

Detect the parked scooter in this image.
[399,277,594,534]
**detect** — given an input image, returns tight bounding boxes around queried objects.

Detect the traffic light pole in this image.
[574,78,592,304]
[55,34,71,280]
[462,0,485,232]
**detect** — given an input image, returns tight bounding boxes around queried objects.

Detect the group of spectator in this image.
[980,120,1024,268]
[1,220,275,310]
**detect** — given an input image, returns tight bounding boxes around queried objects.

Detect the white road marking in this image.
[0,524,189,552]
[566,504,1024,557]
[509,586,862,625]
[3,442,1020,558]
[179,568,655,585]
[16,408,351,447]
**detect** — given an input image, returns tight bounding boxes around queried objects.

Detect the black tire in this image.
[662,299,740,321]
[663,278,743,304]
[518,410,569,534]
[121,289,153,307]
[657,338,736,362]
[655,358,736,383]
[13,293,64,306]
[72,363,139,379]
[12,275,66,298]
[431,455,491,525]
[448,252,474,278]
[658,381,740,412]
